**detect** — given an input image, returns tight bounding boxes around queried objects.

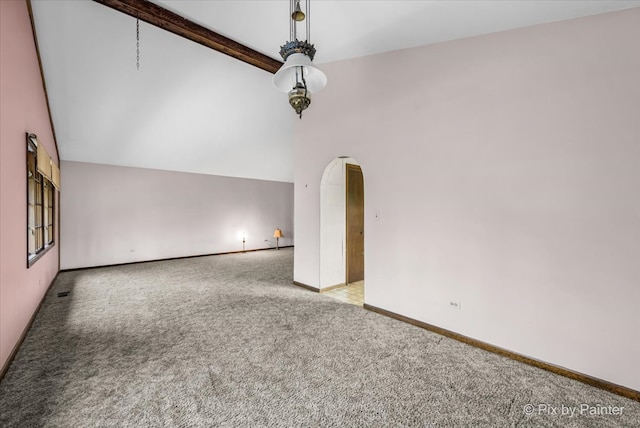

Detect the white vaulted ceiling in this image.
[31,1,640,183]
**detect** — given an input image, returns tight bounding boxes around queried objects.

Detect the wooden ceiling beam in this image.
[93,0,283,74]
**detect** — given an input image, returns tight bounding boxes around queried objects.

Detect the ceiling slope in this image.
[31,0,294,182]
[30,1,640,183]
[93,0,282,73]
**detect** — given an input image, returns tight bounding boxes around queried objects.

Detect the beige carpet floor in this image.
[0,248,637,427]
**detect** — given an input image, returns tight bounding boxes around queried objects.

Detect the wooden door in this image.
[346,164,364,283]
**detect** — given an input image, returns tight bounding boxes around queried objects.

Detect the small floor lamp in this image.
[273,229,283,250]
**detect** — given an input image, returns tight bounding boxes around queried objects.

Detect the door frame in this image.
[319,157,365,289]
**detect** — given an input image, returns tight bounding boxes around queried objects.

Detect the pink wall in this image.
[0,1,60,371]
[61,161,293,269]
[294,8,640,390]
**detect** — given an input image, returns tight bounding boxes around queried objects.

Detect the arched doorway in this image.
[320,157,364,305]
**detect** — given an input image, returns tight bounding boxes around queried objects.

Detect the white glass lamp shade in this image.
[273,53,327,94]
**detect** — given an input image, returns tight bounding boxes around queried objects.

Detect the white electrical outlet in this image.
[449,301,461,310]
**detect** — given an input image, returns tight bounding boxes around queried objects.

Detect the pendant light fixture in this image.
[273,0,327,119]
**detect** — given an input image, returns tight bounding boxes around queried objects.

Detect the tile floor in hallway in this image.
[322,281,364,306]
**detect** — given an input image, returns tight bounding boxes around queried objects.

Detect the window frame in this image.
[27,134,56,268]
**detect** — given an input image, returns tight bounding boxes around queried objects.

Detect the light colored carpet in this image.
[0,248,637,427]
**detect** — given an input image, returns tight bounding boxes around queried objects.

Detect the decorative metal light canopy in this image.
[273,0,327,119]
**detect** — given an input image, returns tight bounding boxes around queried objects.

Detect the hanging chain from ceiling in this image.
[136,16,140,70]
